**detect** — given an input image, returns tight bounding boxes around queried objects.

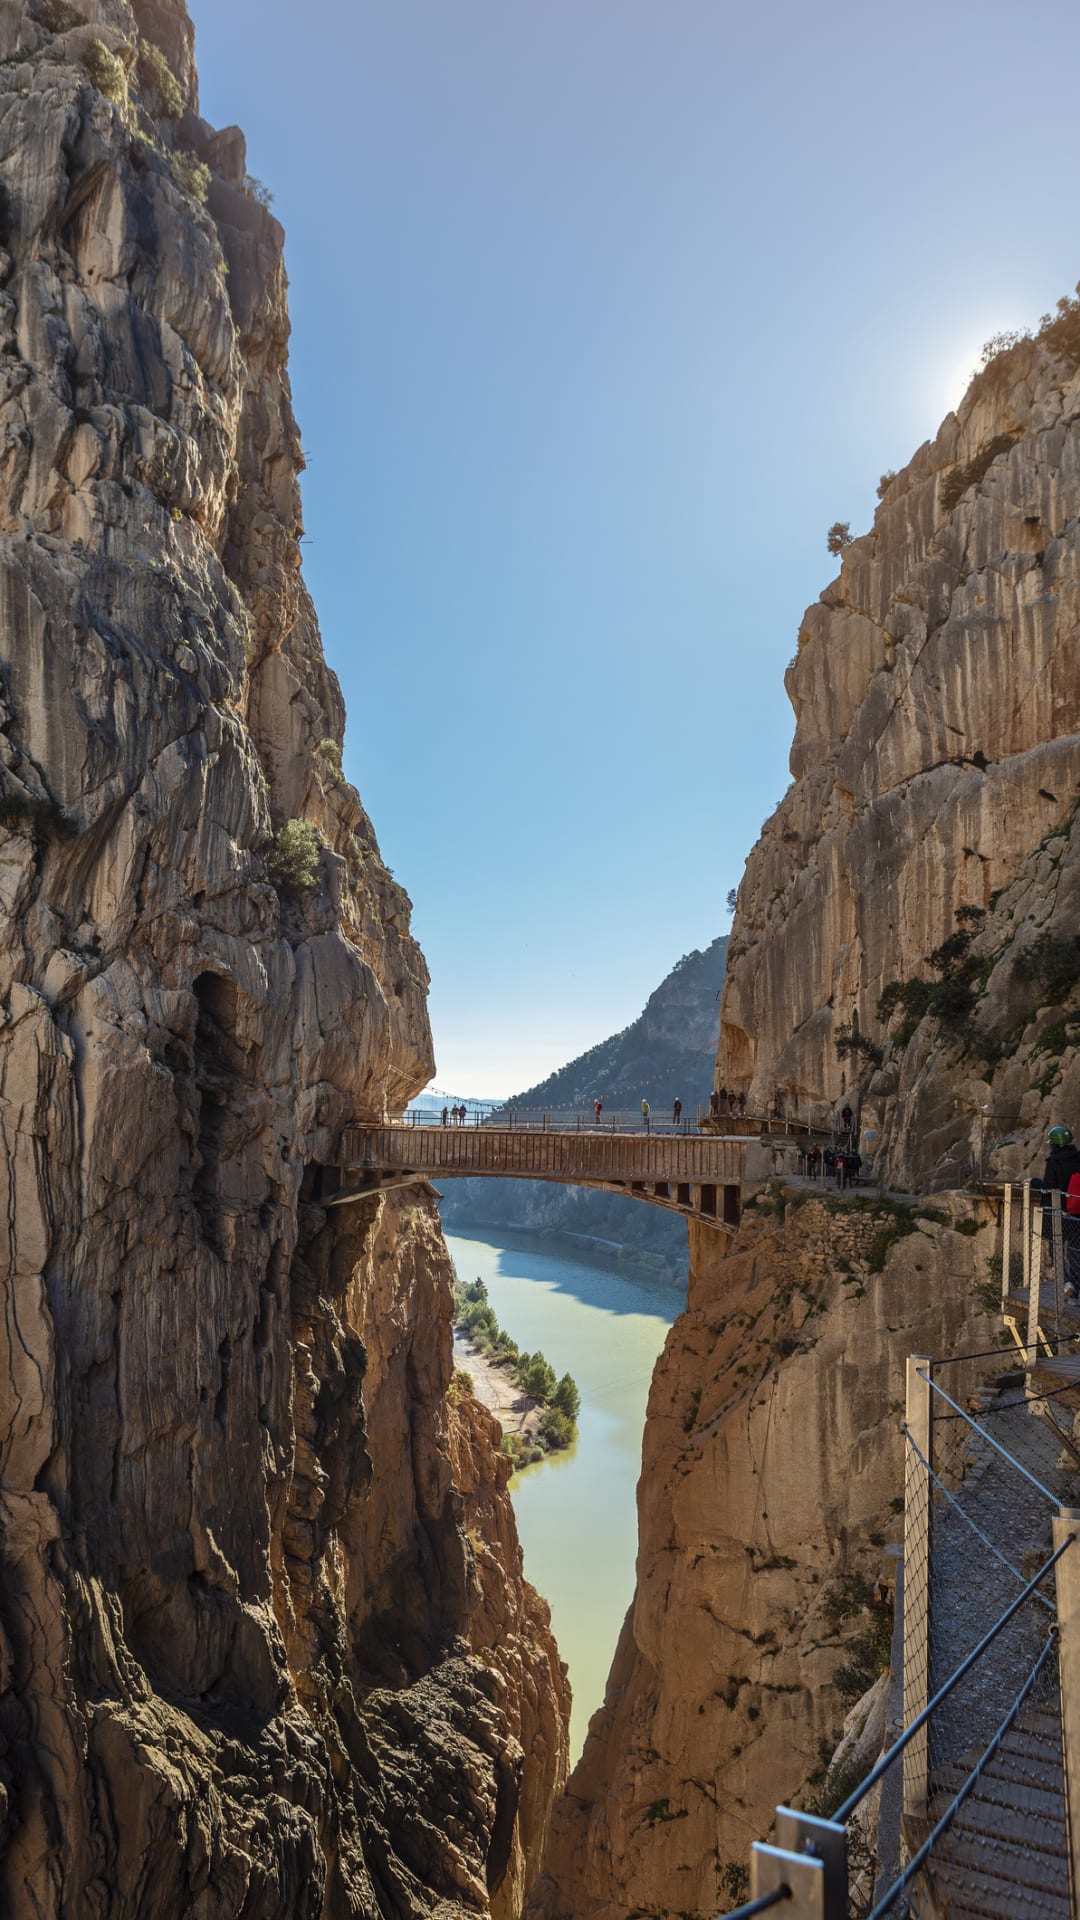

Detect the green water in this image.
[445,1228,681,1761]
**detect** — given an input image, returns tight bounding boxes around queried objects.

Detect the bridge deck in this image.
[334,1125,747,1230]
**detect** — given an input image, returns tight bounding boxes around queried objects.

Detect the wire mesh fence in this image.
[852,1361,1075,1919]
[724,1337,1080,1920]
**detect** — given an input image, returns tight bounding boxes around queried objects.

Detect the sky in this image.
[195,0,1080,1096]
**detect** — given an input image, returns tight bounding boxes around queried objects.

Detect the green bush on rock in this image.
[168,149,211,206]
[137,39,184,117]
[83,39,128,101]
[268,819,322,891]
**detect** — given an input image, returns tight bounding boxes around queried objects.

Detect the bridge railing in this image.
[399,1106,702,1134]
[718,1342,1080,1919]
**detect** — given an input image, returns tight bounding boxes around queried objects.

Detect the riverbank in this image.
[445,1229,680,1759]
[453,1333,543,1441]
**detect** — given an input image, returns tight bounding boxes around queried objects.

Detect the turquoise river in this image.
[445,1228,682,1761]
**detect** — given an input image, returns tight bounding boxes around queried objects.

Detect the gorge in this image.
[3,2,1080,1918]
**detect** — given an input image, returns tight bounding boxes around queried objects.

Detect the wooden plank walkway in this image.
[332,1125,748,1231]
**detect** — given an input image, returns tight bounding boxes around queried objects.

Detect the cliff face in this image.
[530,1196,987,1920]
[530,319,1080,1919]
[0,4,567,1913]
[718,333,1080,1191]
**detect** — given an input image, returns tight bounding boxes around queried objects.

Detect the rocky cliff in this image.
[530,314,1080,1917]
[0,3,567,1913]
[718,323,1080,1191]
[529,1194,988,1920]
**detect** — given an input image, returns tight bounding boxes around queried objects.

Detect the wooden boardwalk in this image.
[329,1125,748,1231]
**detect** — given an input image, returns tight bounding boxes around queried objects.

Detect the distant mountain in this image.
[438,937,727,1275]
[502,935,728,1116]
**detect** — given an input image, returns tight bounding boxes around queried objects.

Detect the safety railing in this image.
[398,1106,701,1134]
[996,1180,1080,1357]
[719,1344,1080,1918]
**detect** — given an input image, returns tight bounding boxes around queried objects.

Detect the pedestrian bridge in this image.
[324,1124,747,1232]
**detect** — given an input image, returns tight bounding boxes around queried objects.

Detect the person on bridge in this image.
[709,1090,720,1116]
[738,1091,746,1114]
[641,1099,651,1132]
[672,1097,682,1126]
[594,1098,603,1123]
[441,1106,449,1127]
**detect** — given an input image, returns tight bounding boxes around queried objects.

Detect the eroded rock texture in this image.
[718,332,1080,1191]
[529,320,1080,1920]
[530,1200,986,1920]
[0,3,567,1912]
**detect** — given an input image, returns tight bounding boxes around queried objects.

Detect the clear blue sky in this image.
[195,0,1080,1095]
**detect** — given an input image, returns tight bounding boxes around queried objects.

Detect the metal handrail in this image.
[865,1633,1058,1920]
[920,1369,1060,1506]
[904,1427,1056,1612]
[833,1533,1073,1823]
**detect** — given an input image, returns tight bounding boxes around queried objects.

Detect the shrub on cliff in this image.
[939,432,1019,512]
[834,1024,884,1070]
[244,174,275,210]
[268,819,322,891]
[137,39,184,118]
[168,149,211,206]
[826,521,853,555]
[83,39,128,102]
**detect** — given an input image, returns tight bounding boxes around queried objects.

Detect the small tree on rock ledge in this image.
[827,521,854,556]
[268,819,322,891]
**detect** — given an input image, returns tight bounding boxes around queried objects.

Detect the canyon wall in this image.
[531,1195,989,1920]
[532,317,1080,1915]
[0,3,567,1913]
[719,329,1080,1192]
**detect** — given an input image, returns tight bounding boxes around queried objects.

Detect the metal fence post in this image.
[750,1840,827,1916]
[774,1810,846,1913]
[1001,1182,1012,1312]
[903,1355,932,1830]
[1053,1510,1080,1907]
[1052,1188,1065,1324]
[1026,1182,1043,1354]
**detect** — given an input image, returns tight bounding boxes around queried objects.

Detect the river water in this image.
[445,1228,682,1761]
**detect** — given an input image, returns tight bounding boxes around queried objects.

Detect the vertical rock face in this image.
[718,331,1080,1191]
[532,319,1080,1918]
[0,3,567,1913]
[530,1200,986,1920]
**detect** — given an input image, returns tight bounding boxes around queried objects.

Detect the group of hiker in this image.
[802,1143,863,1185]
[441,1105,469,1126]
[710,1087,748,1116]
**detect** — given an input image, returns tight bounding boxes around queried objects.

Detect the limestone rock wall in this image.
[0,3,567,1913]
[718,333,1080,1191]
[530,1195,988,1920]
